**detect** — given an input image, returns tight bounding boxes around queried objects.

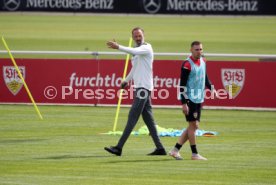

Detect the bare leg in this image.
[177,129,188,145]
[177,120,199,145]
[188,121,207,160]
[187,121,199,145]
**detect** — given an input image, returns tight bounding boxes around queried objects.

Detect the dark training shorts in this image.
[185,100,202,122]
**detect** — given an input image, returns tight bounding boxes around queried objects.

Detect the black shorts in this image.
[185,100,202,122]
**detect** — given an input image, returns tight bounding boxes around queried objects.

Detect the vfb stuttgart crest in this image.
[221,69,245,99]
[3,66,25,95]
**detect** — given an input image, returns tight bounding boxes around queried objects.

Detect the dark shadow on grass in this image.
[0,139,46,144]
[35,155,114,160]
[35,155,173,162]
[106,158,172,163]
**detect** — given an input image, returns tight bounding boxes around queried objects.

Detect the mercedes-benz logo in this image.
[143,0,161,14]
[4,0,21,11]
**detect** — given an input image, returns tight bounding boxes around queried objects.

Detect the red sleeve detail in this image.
[182,60,191,71]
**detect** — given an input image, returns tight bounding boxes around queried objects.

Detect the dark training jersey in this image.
[180,56,213,104]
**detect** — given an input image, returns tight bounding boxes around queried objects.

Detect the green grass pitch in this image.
[0,13,276,60]
[0,105,275,185]
[0,13,276,184]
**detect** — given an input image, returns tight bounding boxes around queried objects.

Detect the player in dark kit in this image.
[169,41,217,160]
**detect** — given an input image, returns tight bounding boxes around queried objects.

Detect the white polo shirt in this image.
[118,43,154,91]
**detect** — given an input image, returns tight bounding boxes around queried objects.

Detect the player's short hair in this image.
[191,41,202,47]
[132,27,144,35]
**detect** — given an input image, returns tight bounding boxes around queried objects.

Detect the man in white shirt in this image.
[104,27,166,156]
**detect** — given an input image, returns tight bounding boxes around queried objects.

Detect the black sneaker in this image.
[147,148,167,155]
[104,146,122,156]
